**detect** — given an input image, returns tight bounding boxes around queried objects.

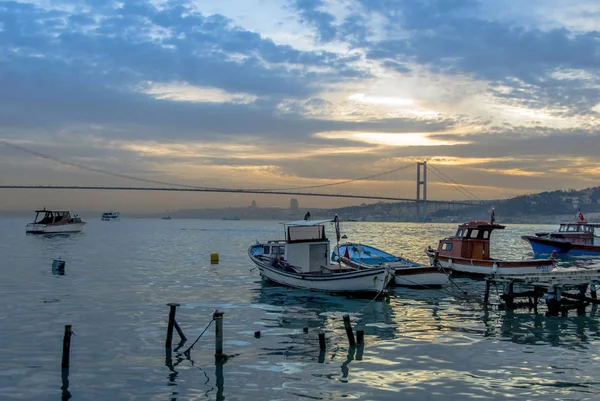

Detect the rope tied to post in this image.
[183,315,216,357]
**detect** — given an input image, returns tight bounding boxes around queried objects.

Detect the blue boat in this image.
[332,243,449,288]
[522,219,600,256]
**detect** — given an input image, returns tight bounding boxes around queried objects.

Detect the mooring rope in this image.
[182,316,215,357]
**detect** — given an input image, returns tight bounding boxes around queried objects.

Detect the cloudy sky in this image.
[1,0,599,212]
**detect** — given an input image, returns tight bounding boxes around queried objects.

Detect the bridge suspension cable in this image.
[0,140,209,189]
[428,163,480,202]
[257,162,414,191]
[0,140,413,193]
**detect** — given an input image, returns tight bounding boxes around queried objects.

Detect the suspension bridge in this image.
[0,140,487,220]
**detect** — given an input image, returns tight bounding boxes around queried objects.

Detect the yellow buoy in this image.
[210,253,219,264]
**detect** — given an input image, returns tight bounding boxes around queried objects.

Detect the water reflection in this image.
[486,309,600,348]
[61,368,71,401]
[165,340,227,401]
[251,281,397,343]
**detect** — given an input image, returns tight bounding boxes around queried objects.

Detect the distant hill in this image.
[426,186,600,224]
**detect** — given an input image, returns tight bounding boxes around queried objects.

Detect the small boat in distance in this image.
[101,212,120,221]
[425,220,555,276]
[521,211,600,256]
[161,215,172,220]
[26,209,86,234]
[248,218,393,294]
[332,243,449,288]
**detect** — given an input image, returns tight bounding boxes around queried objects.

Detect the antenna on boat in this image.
[334,214,341,268]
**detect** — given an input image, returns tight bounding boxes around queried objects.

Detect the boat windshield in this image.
[34,211,70,224]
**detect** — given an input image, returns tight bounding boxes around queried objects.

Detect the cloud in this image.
[1,0,600,210]
[355,0,600,116]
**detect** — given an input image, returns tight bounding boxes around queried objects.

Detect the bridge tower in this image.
[416,161,427,221]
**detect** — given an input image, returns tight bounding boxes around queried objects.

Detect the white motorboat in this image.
[248,218,393,294]
[101,212,120,221]
[26,209,86,234]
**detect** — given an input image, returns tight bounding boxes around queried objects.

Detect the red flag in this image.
[490,208,496,224]
[343,246,350,259]
[578,209,585,221]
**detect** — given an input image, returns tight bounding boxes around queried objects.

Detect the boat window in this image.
[559,225,566,232]
[263,245,270,255]
[483,231,490,239]
[469,229,479,238]
[456,229,463,238]
[441,242,453,251]
[268,246,284,255]
[567,225,577,232]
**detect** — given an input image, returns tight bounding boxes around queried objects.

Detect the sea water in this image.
[0,217,599,400]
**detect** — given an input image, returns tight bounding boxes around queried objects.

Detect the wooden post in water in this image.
[173,320,187,343]
[165,303,178,348]
[318,332,326,350]
[61,325,72,369]
[484,279,491,305]
[214,310,225,360]
[342,314,356,347]
[504,281,515,309]
[356,329,364,345]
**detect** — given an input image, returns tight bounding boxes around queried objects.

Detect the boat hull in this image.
[425,250,554,277]
[339,257,448,288]
[522,235,600,256]
[249,254,392,293]
[26,223,86,234]
[334,243,449,288]
[391,267,449,288]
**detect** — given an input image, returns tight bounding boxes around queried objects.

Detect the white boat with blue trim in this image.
[248,218,393,294]
[332,243,449,288]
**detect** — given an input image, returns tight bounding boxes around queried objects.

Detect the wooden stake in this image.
[61,325,72,369]
[356,329,364,345]
[318,332,326,350]
[214,310,225,360]
[165,303,180,348]
[342,314,356,347]
[173,319,187,342]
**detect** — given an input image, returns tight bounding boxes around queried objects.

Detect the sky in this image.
[1,0,599,212]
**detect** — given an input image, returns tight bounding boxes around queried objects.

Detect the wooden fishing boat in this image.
[248,218,393,294]
[521,212,600,256]
[332,243,449,288]
[425,221,555,276]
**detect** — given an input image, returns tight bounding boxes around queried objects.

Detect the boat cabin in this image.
[32,209,82,225]
[261,219,332,273]
[556,222,598,235]
[435,221,505,261]
[549,222,600,245]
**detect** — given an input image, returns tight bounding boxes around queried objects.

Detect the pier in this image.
[484,269,600,316]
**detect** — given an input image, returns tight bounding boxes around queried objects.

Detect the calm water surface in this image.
[1,218,600,400]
